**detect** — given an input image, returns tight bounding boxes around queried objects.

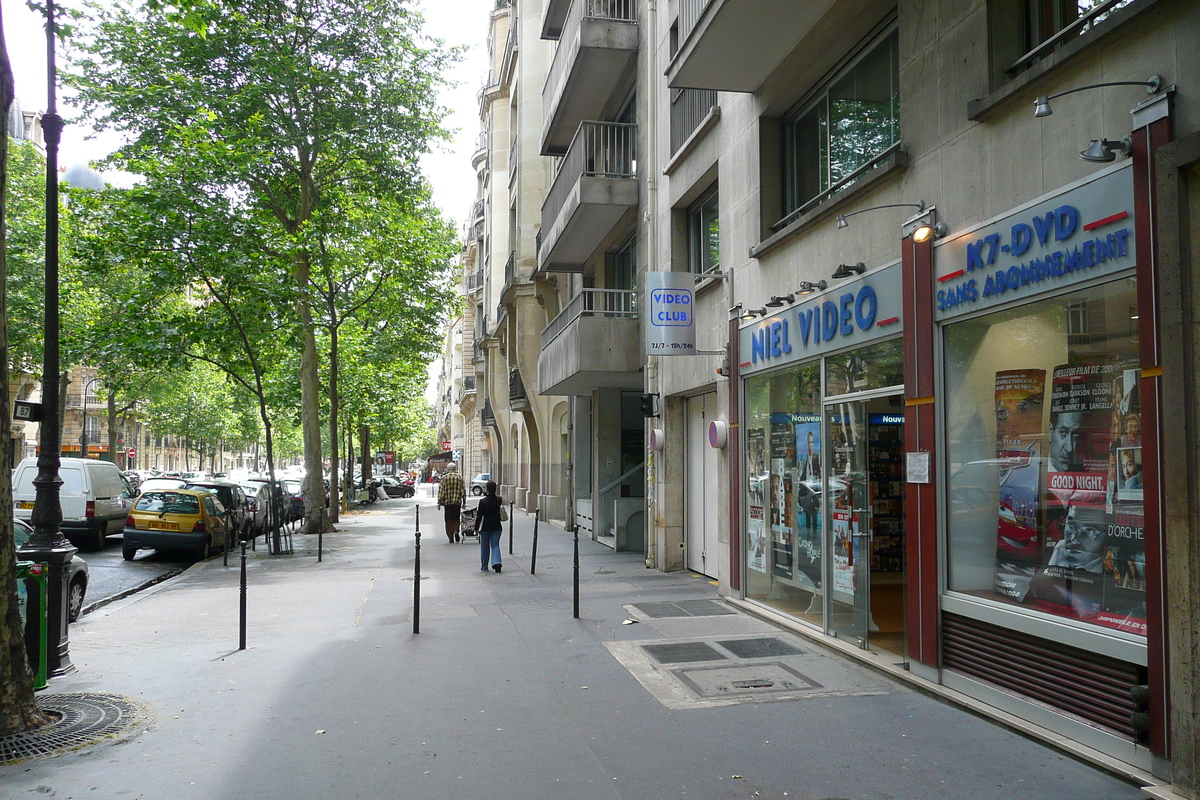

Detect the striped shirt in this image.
[437,471,466,506]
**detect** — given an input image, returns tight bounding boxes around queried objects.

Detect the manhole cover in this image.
[632,600,736,618]
[642,641,727,664]
[674,663,820,698]
[718,637,805,659]
[0,693,151,764]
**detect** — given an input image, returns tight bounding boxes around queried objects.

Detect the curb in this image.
[79,566,186,618]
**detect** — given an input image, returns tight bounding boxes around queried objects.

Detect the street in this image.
[78,536,190,616]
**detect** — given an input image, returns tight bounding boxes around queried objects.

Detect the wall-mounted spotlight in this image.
[764,293,795,308]
[831,262,866,280]
[1034,75,1162,118]
[796,280,827,296]
[836,202,926,230]
[1079,136,1133,163]
[740,307,766,321]
[903,204,948,242]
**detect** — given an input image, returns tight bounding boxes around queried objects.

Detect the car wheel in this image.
[95,528,107,551]
[122,544,137,561]
[197,537,211,561]
[471,486,483,496]
[68,576,86,623]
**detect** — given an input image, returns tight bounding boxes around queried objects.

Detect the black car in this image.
[183,481,251,540]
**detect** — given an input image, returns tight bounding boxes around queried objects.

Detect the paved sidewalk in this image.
[1,503,1147,799]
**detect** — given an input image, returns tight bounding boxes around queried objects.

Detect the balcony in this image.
[538,121,638,274]
[503,250,517,291]
[670,88,718,155]
[667,0,849,92]
[538,289,640,396]
[471,131,488,169]
[481,398,497,428]
[541,0,638,156]
[509,367,530,412]
[459,374,478,402]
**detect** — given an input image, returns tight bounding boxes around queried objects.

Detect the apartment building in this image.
[436,0,1200,786]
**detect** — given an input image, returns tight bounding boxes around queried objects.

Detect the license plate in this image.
[17,501,34,509]
[148,521,179,531]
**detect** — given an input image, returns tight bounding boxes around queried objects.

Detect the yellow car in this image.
[123,489,230,561]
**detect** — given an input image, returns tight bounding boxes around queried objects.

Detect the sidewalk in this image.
[0,503,1147,800]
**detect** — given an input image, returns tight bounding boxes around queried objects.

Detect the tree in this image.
[0,3,50,739]
[70,0,457,535]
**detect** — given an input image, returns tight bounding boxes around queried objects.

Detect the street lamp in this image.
[18,0,76,676]
[79,376,100,459]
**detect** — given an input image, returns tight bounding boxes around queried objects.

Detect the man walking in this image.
[437,462,467,543]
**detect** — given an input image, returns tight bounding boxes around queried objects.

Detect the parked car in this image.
[239,482,271,536]
[123,488,231,561]
[470,473,490,496]
[12,457,133,551]
[184,481,251,540]
[14,519,89,622]
[137,477,188,494]
[378,475,415,498]
[281,479,304,521]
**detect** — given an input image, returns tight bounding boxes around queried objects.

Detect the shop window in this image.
[825,338,904,397]
[744,361,823,627]
[781,27,899,220]
[687,185,719,274]
[943,277,1145,638]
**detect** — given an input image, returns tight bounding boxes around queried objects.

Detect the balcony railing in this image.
[461,375,477,394]
[543,0,638,128]
[503,250,516,288]
[471,130,488,168]
[473,199,485,221]
[543,121,636,235]
[541,288,637,348]
[509,367,529,409]
[481,398,497,427]
[670,88,717,154]
[677,0,710,46]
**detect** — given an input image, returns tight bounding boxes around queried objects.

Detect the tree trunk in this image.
[359,424,371,488]
[327,313,340,523]
[294,249,330,534]
[107,392,118,465]
[0,14,50,735]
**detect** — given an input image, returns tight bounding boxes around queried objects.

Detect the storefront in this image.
[738,261,908,657]
[925,161,1155,766]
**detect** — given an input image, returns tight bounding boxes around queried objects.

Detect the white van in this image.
[12,457,133,551]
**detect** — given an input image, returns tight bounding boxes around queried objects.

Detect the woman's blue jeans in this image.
[480,529,502,570]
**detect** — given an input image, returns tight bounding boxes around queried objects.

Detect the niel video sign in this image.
[738,262,903,377]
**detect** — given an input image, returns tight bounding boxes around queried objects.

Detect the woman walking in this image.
[475,481,505,573]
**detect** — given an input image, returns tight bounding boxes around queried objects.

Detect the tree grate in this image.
[0,693,151,765]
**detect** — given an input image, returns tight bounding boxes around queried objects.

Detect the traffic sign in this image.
[441,441,452,451]
[127,448,136,458]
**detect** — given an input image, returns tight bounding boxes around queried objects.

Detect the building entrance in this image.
[824,393,907,659]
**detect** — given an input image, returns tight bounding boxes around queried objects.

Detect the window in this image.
[609,236,637,292]
[687,185,719,274]
[782,28,900,218]
[1024,0,1133,59]
[943,278,1145,638]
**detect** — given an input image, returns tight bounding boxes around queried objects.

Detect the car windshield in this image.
[185,484,233,505]
[135,492,200,514]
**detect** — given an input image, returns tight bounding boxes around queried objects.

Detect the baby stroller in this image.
[459,503,479,544]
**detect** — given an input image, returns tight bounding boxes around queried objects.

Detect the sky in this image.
[2,0,493,231]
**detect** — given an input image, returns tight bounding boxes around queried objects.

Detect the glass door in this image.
[825,398,871,647]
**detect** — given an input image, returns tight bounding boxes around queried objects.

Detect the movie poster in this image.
[769,417,795,580]
[792,414,823,589]
[992,369,1047,600]
[831,509,856,596]
[747,428,767,575]
[1029,360,1146,635]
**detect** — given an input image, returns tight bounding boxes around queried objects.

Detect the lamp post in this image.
[78,376,99,460]
[17,0,76,676]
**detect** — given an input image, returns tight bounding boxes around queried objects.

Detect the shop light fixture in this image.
[796,280,827,296]
[764,293,795,308]
[836,202,926,231]
[903,205,949,242]
[1034,75,1162,118]
[1079,136,1133,163]
[741,307,766,321]
[831,262,866,280]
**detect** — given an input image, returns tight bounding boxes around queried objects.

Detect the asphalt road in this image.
[79,535,192,615]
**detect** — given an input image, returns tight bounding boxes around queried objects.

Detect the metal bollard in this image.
[530,510,540,575]
[508,501,514,555]
[239,540,248,651]
[413,507,421,634]
[223,525,229,567]
[573,524,580,619]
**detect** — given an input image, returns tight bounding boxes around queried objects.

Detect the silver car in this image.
[15,519,89,623]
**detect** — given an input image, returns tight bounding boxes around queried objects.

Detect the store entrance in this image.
[825,393,907,658]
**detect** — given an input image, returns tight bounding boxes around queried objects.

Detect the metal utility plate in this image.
[631,599,736,618]
[674,662,820,698]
